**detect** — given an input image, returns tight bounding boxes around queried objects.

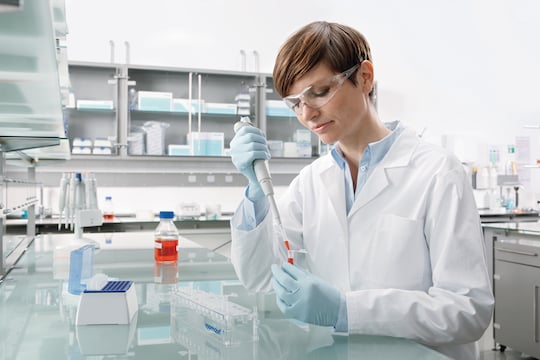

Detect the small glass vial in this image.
[103,196,115,220]
[154,211,179,263]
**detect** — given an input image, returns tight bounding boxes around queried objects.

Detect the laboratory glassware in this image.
[102,196,114,220]
[154,211,179,263]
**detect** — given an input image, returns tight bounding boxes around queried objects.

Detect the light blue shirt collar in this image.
[330,120,403,213]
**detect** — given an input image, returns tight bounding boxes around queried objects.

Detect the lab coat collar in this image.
[318,127,420,225]
[349,127,419,215]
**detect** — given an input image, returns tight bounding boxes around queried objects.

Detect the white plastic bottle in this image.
[102,196,114,220]
[154,211,179,263]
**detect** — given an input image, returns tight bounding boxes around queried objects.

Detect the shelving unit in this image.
[264,75,319,146]
[62,62,319,185]
[67,62,260,156]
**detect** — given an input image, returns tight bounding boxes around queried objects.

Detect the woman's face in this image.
[286,61,374,145]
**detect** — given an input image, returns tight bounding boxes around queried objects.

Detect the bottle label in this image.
[155,242,162,249]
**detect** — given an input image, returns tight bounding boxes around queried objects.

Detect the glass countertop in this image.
[483,220,540,235]
[0,232,450,359]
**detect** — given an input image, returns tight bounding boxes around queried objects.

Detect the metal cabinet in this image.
[493,233,540,357]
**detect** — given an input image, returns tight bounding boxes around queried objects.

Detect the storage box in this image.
[93,137,112,148]
[168,144,192,156]
[73,137,93,147]
[92,147,112,155]
[266,100,295,117]
[76,100,114,110]
[127,132,145,155]
[72,146,92,154]
[187,132,224,156]
[283,142,298,157]
[205,102,237,115]
[172,98,205,113]
[295,129,312,158]
[237,107,250,116]
[143,121,170,155]
[267,140,284,157]
[137,91,172,112]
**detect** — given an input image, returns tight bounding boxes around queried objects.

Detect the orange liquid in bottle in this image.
[154,239,178,262]
[103,213,115,221]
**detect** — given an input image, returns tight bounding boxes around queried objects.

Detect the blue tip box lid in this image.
[159,211,174,219]
[84,280,133,293]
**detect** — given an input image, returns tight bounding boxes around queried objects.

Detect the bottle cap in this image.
[159,211,174,219]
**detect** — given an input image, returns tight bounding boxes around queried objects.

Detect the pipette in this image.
[58,173,69,230]
[233,117,294,264]
[68,173,77,230]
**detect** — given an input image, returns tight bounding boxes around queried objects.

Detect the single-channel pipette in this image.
[233,117,294,264]
[58,173,69,230]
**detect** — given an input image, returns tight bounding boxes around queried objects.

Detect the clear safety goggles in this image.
[283,64,359,116]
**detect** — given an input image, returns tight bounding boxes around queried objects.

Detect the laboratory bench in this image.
[5,214,233,234]
[0,231,451,359]
[483,221,540,358]
[5,215,233,260]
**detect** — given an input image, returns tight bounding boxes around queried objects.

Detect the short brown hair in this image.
[273,21,372,98]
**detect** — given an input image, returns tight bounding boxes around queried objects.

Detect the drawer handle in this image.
[535,286,539,343]
[497,248,538,257]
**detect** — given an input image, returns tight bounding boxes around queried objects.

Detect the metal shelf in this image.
[0,136,61,152]
[3,154,314,188]
[28,154,314,174]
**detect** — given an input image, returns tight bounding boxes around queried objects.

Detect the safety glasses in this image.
[283,64,359,116]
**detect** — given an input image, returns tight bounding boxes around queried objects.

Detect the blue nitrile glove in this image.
[230,126,271,201]
[271,262,343,327]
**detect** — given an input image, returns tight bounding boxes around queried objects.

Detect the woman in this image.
[229,21,493,360]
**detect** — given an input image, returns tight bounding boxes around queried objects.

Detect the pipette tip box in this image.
[171,287,258,346]
[76,280,138,325]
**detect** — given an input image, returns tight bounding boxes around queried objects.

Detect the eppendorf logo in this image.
[204,322,222,335]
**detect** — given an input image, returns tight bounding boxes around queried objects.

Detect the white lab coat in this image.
[231,127,494,360]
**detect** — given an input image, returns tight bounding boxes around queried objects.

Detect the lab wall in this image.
[64,0,540,210]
